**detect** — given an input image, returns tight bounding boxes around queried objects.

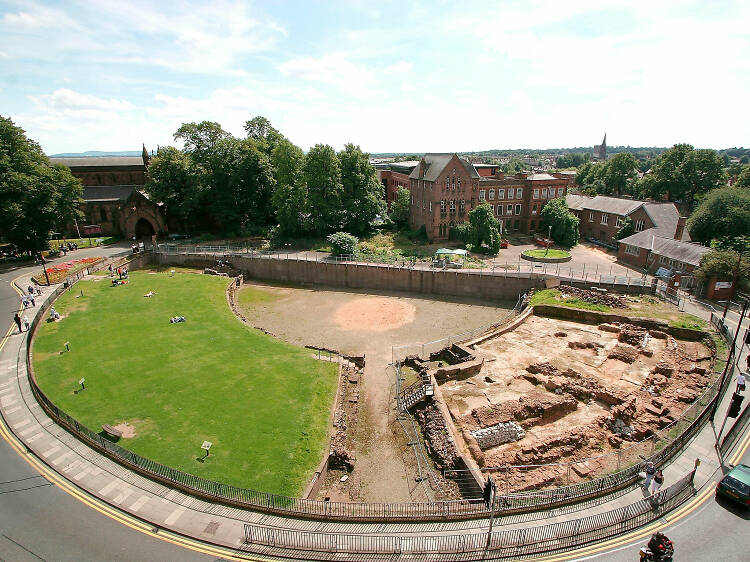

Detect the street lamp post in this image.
[545,225,552,256]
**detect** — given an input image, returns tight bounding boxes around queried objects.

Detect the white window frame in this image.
[457,178,461,189]
[460,199,465,211]
[516,188,523,198]
[534,188,539,199]
[440,199,446,212]
[479,190,486,201]
[449,199,456,211]
[601,213,609,225]
[489,189,495,200]
[497,189,505,200]
[625,245,640,256]
[541,188,548,199]
[508,188,515,199]
[507,204,513,215]
[589,211,594,222]
[635,219,645,232]
[515,204,522,215]
[616,216,624,227]
[429,201,432,212]
[557,187,564,197]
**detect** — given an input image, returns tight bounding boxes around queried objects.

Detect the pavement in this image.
[0,248,749,561]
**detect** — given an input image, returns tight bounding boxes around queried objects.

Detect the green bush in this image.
[327,231,359,256]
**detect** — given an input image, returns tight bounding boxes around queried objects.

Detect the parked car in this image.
[716,464,750,506]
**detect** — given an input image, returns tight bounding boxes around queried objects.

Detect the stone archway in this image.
[134,217,156,239]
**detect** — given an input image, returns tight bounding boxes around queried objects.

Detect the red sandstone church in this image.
[50,146,168,239]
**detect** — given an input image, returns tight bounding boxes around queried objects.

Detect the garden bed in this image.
[33,257,102,284]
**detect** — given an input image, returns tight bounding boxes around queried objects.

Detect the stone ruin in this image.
[414,403,460,470]
[471,421,525,450]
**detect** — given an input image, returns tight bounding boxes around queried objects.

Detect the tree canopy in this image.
[0,116,83,253]
[339,143,386,235]
[390,187,411,228]
[540,198,580,247]
[453,203,501,254]
[640,144,726,204]
[686,187,750,243]
[694,249,749,293]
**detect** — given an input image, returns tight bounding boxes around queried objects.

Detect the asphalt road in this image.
[1,244,748,561]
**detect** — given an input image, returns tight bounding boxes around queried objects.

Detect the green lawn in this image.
[522,249,571,259]
[529,288,611,312]
[49,236,117,250]
[33,271,338,497]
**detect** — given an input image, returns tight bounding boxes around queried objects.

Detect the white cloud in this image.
[385,61,412,74]
[279,53,377,96]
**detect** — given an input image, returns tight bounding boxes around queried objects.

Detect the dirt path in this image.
[236,283,512,502]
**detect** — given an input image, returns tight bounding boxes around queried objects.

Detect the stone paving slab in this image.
[0,269,746,556]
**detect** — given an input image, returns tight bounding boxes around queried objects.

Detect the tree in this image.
[540,198,580,247]
[338,143,386,235]
[616,217,634,240]
[304,144,343,235]
[145,146,202,229]
[228,139,276,231]
[687,187,750,243]
[604,153,638,196]
[244,116,284,159]
[467,203,501,254]
[0,116,83,254]
[271,140,309,236]
[694,249,749,293]
[735,165,750,188]
[390,186,411,228]
[640,144,726,204]
[555,153,590,168]
[327,231,358,256]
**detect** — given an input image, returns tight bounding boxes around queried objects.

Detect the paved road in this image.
[0,245,217,562]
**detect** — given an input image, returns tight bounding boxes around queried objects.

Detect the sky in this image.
[1,0,749,155]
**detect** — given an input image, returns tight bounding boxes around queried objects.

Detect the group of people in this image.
[12,285,42,333]
[59,242,78,255]
[642,462,664,494]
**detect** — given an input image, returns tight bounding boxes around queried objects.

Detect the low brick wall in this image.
[432,358,484,383]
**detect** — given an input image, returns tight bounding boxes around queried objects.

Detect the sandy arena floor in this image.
[237,282,514,502]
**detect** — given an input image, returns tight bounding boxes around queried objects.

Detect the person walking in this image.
[738,372,747,393]
[651,469,664,494]
[29,293,35,307]
[13,312,23,333]
[22,316,30,332]
[27,285,34,296]
[643,462,656,489]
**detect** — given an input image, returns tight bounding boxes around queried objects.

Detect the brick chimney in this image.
[674,216,687,240]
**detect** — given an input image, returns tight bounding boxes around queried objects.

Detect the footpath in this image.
[0,268,748,561]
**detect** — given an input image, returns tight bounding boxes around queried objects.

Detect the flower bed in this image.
[34,257,102,284]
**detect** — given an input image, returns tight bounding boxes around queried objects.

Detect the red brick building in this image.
[50,148,168,239]
[377,161,419,211]
[407,154,573,241]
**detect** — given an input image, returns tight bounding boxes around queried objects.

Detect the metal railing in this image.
[21,256,730,523]
[242,469,696,559]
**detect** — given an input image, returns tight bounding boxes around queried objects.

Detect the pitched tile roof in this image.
[643,203,689,240]
[408,153,479,181]
[82,185,136,202]
[565,194,592,211]
[619,230,710,266]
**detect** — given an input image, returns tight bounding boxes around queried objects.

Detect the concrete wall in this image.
[155,253,547,301]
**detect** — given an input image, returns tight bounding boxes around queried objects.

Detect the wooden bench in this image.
[102,424,122,439]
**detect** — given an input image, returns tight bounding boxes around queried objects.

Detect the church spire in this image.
[142,143,150,166]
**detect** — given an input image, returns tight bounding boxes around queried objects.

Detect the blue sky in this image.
[1,0,748,155]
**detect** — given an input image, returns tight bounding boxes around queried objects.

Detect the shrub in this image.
[327,231,359,256]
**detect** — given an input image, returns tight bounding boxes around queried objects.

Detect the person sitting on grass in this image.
[144,291,154,298]
[170,316,185,323]
[48,307,61,321]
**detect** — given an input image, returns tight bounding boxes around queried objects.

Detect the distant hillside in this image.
[48,150,143,158]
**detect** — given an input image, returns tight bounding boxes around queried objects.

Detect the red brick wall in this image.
[378,170,411,211]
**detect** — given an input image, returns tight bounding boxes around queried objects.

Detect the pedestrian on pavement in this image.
[22,316,30,332]
[13,312,22,333]
[35,287,41,296]
[738,372,747,393]
[651,469,664,494]
[643,462,656,489]
[27,285,34,296]
[21,295,28,309]
[29,294,35,307]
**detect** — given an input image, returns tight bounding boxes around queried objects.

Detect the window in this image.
[489,189,495,200]
[534,188,539,199]
[542,188,548,199]
[507,204,513,215]
[532,204,538,215]
[429,201,432,212]
[440,199,446,212]
[445,178,449,190]
[497,189,505,200]
[458,178,461,189]
[508,188,515,199]
[601,213,609,225]
[411,195,414,205]
[616,216,624,227]
[460,199,465,211]
[558,187,564,197]
[449,199,456,211]
[516,188,523,198]
[515,204,522,215]
[489,204,494,214]
[100,207,107,221]
[479,190,486,201]
[635,219,645,232]
[659,255,668,264]
[625,245,640,256]
[452,176,455,188]
[589,211,594,222]
[495,205,501,216]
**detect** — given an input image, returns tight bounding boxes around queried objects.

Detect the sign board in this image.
[715,281,733,290]
[201,441,213,451]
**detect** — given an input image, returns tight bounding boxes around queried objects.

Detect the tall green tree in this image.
[694,249,749,293]
[687,187,750,243]
[604,152,638,195]
[616,217,634,240]
[244,116,285,159]
[228,139,276,231]
[735,165,750,188]
[640,144,726,204]
[540,198,580,247]
[390,187,411,228]
[145,146,202,229]
[467,203,501,254]
[0,116,83,253]
[304,144,343,235]
[339,143,386,235]
[271,139,309,236]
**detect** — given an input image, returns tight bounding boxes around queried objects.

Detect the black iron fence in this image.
[242,469,695,559]
[22,264,729,523]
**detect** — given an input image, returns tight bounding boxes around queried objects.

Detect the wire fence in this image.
[241,469,696,559]
[21,253,733,523]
